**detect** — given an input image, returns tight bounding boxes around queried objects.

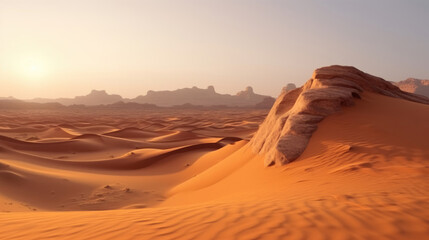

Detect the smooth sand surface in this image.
[0,94,428,239]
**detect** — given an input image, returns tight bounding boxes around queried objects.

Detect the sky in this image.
[0,0,428,99]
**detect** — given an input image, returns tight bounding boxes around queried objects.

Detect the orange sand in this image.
[0,94,428,239]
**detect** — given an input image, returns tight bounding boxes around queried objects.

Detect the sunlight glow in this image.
[21,57,48,80]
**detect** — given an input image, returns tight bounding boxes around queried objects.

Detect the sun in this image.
[20,58,48,80]
[29,64,39,73]
[26,62,45,78]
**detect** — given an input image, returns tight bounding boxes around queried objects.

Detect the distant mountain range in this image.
[29,90,124,106]
[0,86,282,109]
[132,86,272,107]
[3,78,426,109]
[25,86,276,107]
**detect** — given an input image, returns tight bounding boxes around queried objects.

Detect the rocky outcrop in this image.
[253,97,276,109]
[236,86,255,98]
[250,65,429,167]
[283,83,297,93]
[393,78,429,98]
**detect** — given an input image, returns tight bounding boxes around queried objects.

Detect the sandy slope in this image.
[0,94,428,239]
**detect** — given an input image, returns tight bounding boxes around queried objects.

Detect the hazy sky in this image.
[1,0,428,99]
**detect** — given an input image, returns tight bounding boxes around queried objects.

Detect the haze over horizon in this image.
[1,0,429,99]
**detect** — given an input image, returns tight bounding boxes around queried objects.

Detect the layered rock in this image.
[250,65,429,167]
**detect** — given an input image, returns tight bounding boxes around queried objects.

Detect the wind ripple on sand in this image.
[0,193,428,240]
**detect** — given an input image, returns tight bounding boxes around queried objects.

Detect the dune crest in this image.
[250,65,429,166]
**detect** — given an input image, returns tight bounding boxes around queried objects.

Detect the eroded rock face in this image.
[250,65,429,166]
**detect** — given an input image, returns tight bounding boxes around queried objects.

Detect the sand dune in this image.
[1,66,428,239]
[149,131,204,142]
[103,127,161,139]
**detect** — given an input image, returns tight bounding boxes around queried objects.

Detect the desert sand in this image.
[1,66,429,240]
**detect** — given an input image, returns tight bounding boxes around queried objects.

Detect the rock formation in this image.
[253,97,276,109]
[250,65,429,167]
[283,83,297,93]
[73,90,123,105]
[236,86,255,98]
[25,86,275,108]
[393,78,429,97]
[132,86,273,107]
